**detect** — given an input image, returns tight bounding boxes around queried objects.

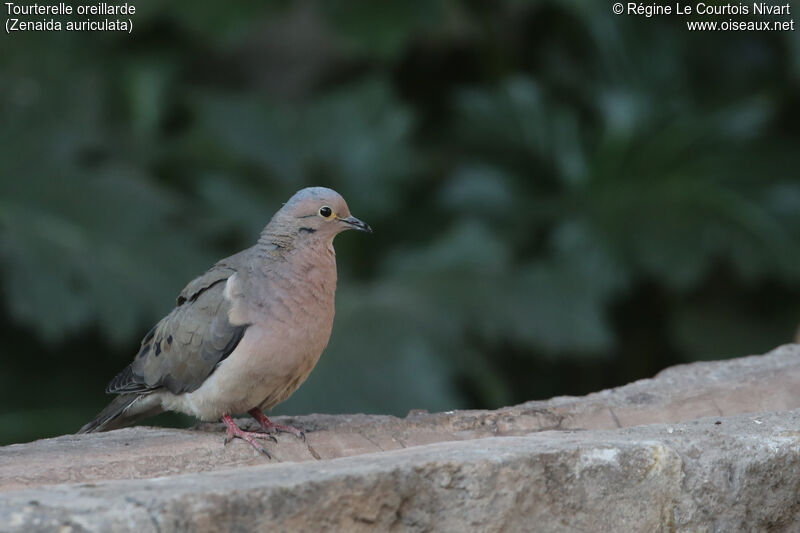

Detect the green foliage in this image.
[1,0,799,443]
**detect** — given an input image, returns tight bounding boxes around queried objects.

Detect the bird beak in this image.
[338,215,373,233]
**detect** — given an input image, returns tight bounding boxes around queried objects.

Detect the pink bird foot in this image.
[248,408,306,441]
[221,413,276,458]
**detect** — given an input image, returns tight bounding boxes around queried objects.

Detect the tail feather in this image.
[78,393,163,433]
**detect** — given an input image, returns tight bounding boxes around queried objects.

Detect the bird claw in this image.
[277,424,305,441]
[248,408,307,441]
[222,414,273,458]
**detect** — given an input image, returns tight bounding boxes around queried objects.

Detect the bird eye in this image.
[319,206,333,218]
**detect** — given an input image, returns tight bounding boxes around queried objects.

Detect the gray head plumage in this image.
[262,187,372,242]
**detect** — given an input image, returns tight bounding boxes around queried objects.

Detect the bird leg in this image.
[248,408,306,441]
[221,413,276,457]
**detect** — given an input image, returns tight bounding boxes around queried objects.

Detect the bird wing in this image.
[176,249,249,305]
[106,250,253,395]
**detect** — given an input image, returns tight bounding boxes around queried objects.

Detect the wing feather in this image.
[107,251,253,395]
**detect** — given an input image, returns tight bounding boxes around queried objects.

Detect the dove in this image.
[78,187,371,456]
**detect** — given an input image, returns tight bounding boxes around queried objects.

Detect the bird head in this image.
[271,187,372,239]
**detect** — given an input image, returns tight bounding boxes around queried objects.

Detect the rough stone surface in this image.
[2,344,800,532]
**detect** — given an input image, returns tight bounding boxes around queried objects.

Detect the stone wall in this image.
[3,344,800,532]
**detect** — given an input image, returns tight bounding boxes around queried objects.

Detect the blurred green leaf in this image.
[321,0,446,59]
[194,78,416,216]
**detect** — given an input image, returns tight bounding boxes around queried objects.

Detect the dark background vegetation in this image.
[2,1,799,445]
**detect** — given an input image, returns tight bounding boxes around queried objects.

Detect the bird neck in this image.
[252,232,338,308]
[257,230,295,252]
[256,228,337,266]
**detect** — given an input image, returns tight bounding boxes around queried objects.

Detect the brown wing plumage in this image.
[106,251,252,395]
[79,252,253,433]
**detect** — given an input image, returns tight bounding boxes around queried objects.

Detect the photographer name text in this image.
[612,2,794,31]
[625,2,790,17]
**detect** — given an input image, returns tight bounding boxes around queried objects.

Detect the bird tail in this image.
[78,393,163,433]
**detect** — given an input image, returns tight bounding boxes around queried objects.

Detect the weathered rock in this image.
[2,344,800,532]
[4,411,800,532]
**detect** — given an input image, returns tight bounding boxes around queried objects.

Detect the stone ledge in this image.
[2,344,800,532]
[3,410,800,532]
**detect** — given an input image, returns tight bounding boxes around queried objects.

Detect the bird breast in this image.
[168,244,339,420]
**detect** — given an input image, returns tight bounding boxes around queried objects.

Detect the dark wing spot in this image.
[178,277,228,307]
[156,325,249,394]
[298,227,316,234]
[167,335,173,345]
[154,343,161,357]
[189,279,227,303]
[142,325,156,344]
[136,344,150,359]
